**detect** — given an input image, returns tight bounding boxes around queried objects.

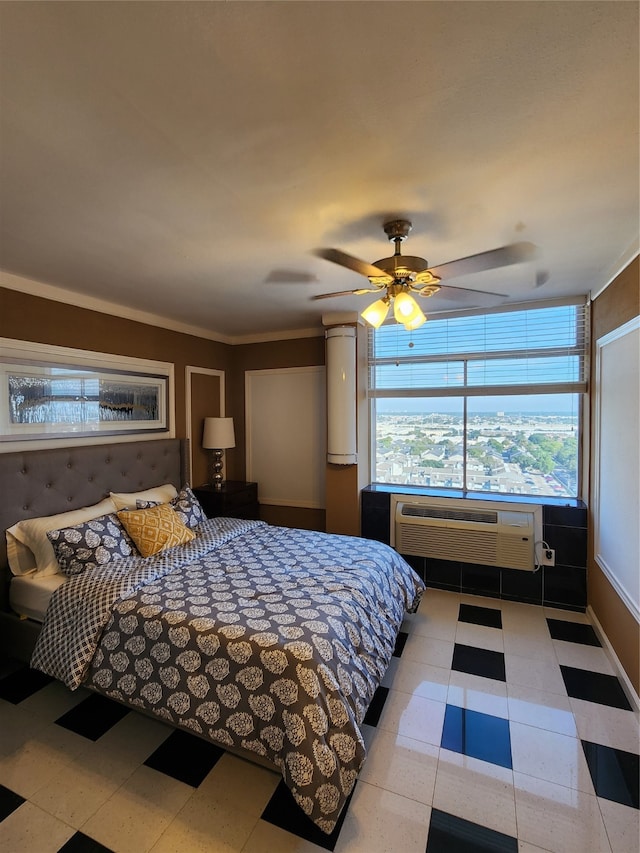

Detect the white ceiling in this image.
[1,2,638,342]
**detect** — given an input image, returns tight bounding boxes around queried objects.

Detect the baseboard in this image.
[587,605,640,713]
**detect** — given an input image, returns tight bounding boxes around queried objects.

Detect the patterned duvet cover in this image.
[32,517,424,833]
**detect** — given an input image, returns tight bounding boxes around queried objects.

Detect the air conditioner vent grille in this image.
[401,505,497,524]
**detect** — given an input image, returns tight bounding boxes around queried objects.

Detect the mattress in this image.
[10,573,66,622]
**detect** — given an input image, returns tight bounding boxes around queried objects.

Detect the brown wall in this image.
[0,287,327,529]
[0,287,231,439]
[589,256,640,694]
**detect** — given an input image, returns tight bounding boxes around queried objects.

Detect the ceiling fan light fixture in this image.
[404,306,427,330]
[393,291,421,324]
[361,296,390,328]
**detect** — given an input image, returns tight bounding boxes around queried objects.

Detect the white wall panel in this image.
[246,366,326,508]
[594,316,640,621]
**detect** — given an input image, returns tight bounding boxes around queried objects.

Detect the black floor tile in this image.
[0,667,54,704]
[452,644,506,682]
[0,783,25,822]
[393,631,408,657]
[441,704,512,769]
[363,685,389,727]
[560,666,632,711]
[546,619,601,646]
[458,603,502,630]
[582,740,639,809]
[57,832,115,852]
[144,728,224,787]
[426,808,518,852]
[261,779,353,851]
[55,693,130,740]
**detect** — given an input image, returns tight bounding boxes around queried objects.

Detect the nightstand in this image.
[193,482,259,520]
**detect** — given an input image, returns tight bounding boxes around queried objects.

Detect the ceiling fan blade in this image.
[312,287,382,300]
[427,241,537,280]
[313,248,394,282]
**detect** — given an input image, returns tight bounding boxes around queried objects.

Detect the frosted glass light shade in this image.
[393,291,421,323]
[202,417,235,449]
[361,298,390,328]
[404,305,427,330]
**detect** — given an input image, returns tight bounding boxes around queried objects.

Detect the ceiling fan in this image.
[313,219,536,329]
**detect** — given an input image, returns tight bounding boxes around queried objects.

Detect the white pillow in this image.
[6,532,37,576]
[7,497,118,577]
[109,483,178,511]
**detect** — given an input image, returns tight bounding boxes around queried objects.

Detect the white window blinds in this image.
[369,299,589,398]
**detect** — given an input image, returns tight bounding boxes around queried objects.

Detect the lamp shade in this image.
[202,417,235,449]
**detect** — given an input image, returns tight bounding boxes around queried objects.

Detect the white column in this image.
[325,326,357,465]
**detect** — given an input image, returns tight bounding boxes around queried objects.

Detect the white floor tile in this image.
[507,683,577,736]
[570,698,640,754]
[543,607,590,625]
[514,772,612,853]
[552,640,616,675]
[243,820,326,853]
[196,753,280,818]
[150,791,259,853]
[357,728,438,804]
[597,796,640,853]
[447,669,509,718]
[503,629,557,662]
[401,634,455,669]
[382,657,449,703]
[402,611,458,643]
[334,781,431,853]
[80,764,193,853]
[504,651,567,695]
[434,749,516,837]
[376,689,446,747]
[0,738,76,799]
[29,742,139,828]
[510,722,594,793]
[0,801,75,853]
[17,682,92,724]
[0,702,43,759]
[455,621,504,653]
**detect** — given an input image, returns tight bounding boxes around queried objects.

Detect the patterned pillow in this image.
[117,503,196,558]
[47,514,138,576]
[136,486,206,529]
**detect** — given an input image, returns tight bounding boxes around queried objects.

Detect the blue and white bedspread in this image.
[32,518,424,834]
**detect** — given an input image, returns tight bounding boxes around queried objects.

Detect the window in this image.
[369,300,588,498]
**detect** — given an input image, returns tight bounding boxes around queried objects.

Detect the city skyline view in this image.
[374,408,579,498]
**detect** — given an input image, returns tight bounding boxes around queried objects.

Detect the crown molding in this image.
[590,240,640,301]
[0,270,323,346]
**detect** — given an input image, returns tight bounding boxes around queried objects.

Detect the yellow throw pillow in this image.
[117,503,195,558]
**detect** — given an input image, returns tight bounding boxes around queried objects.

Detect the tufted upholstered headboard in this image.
[0,437,189,611]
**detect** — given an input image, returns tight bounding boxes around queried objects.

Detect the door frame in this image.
[185,366,226,485]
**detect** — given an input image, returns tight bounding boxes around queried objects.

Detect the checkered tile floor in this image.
[0,589,638,852]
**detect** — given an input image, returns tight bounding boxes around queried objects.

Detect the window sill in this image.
[363,483,586,509]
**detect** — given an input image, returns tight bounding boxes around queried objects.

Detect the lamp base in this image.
[209,449,224,489]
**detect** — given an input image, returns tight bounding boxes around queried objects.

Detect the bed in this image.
[0,438,424,834]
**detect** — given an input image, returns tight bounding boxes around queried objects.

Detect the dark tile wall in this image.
[361,489,588,611]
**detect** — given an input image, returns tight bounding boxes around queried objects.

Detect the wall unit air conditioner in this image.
[391,495,542,572]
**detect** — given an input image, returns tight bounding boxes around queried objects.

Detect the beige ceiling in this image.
[1,1,638,342]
